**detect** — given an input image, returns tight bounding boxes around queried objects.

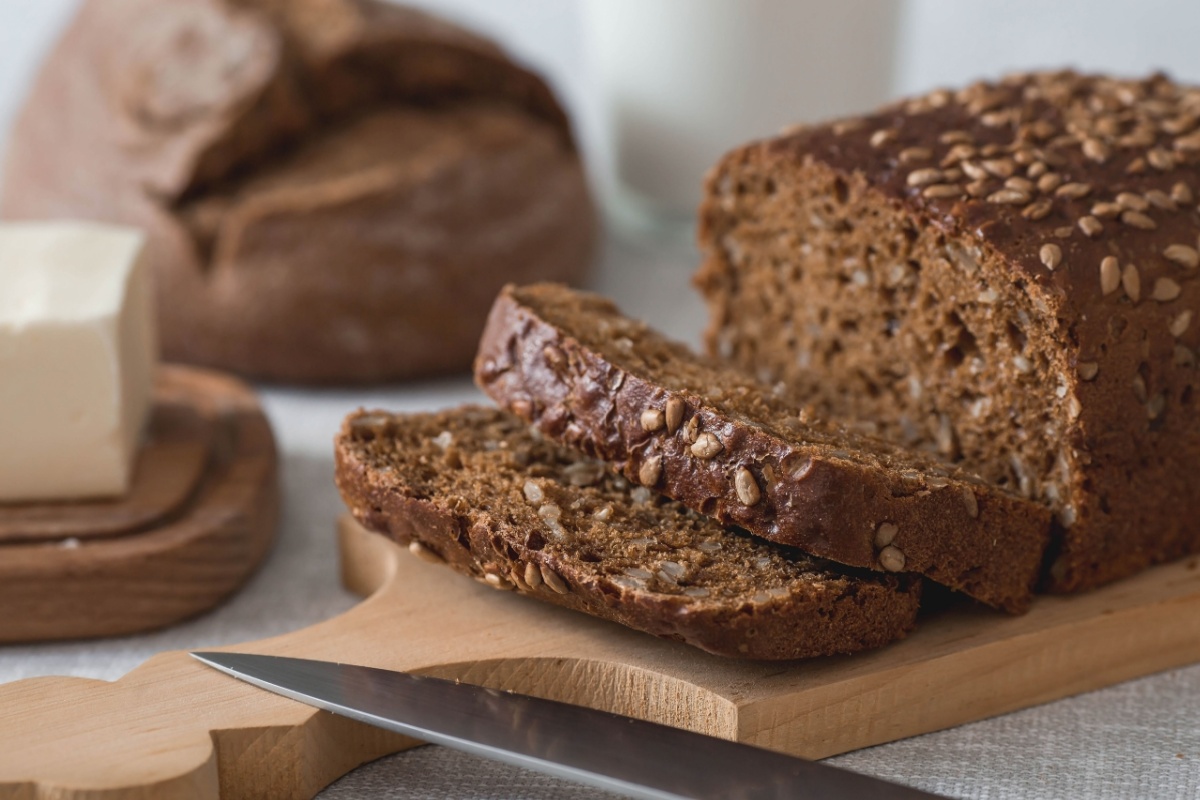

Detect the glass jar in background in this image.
[582,0,902,240]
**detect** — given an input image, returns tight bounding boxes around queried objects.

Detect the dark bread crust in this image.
[475,284,1051,613]
[1,0,594,384]
[335,406,922,660]
[696,71,1200,592]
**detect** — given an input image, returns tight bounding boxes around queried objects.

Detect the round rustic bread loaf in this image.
[0,0,596,383]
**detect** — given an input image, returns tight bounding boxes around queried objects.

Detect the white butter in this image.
[0,222,157,502]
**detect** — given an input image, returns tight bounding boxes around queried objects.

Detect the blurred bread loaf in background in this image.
[0,0,596,384]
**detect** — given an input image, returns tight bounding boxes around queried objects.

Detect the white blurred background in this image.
[5,0,1200,218]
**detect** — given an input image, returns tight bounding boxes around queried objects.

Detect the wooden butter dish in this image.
[0,365,278,642]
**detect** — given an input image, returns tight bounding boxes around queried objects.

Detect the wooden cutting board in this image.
[0,365,279,642]
[2,514,1200,799]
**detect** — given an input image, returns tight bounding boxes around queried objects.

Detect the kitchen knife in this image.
[192,652,940,799]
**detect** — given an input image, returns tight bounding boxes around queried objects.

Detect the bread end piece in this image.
[335,406,923,660]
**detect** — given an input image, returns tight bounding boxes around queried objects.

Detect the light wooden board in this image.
[0,365,279,643]
[2,515,1200,799]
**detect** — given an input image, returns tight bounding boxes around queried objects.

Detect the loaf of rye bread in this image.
[1,0,594,384]
[334,406,922,659]
[697,71,1200,593]
[475,283,1052,613]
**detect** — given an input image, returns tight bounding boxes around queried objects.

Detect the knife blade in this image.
[192,652,940,800]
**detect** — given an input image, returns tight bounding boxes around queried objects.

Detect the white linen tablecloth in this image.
[3,234,1200,800]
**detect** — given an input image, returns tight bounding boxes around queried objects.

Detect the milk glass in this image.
[583,0,902,236]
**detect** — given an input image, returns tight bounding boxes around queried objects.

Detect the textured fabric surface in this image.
[2,237,1199,800]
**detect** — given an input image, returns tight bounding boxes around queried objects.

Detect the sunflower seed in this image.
[1023,199,1053,220]
[879,545,907,572]
[961,488,979,519]
[734,467,761,506]
[639,455,663,487]
[1122,263,1142,302]
[1116,192,1150,211]
[988,188,1032,204]
[1078,216,1104,237]
[657,563,689,587]
[1148,148,1176,170]
[961,161,989,181]
[691,432,723,459]
[540,565,570,594]
[1100,256,1122,295]
[1040,243,1063,270]
[1145,189,1177,211]
[1006,177,1036,193]
[907,168,944,187]
[641,407,665,432]
[982,158,1016,178]
[942,144,978,165]
[563,461,604,487]
[1121,210,1157,230]
[923,183,964,199]
[1175,131,1200,151]
[485,573,513,590]
[1152,277,1182,302]
[1164,244,1199,269]
[1037,173,1064,193]
[898,146,933,164]
[665,397,685,434]
[1170,310,1193,337]
[1056,182,1093,200]
[1082,138,1110,162]
[966,180,990,197]
[940,130,973,145]
[870,128,897,148]
[523,480,544,504]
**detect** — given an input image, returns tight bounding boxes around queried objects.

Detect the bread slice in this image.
[335,406,922,659]
[475,283,1053,613]
[695,71,1200,594]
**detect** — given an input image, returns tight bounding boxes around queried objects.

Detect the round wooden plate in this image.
[0,365,279,642]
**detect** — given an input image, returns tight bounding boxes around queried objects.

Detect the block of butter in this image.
[0,222,157,502]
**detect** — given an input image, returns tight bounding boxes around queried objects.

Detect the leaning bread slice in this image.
[475,283,1053,613]
[335,406,921,659]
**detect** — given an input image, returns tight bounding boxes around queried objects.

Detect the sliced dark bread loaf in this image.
[335,406,922,659]
[695,72,1200,594]
[475,283,1053,613]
